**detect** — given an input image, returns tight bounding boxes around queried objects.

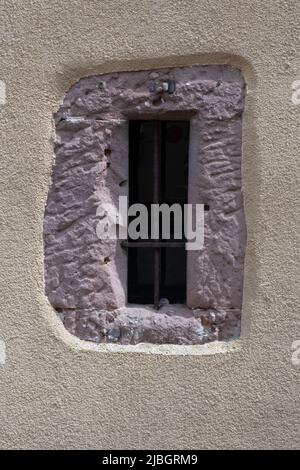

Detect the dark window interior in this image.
[127,120,189,307]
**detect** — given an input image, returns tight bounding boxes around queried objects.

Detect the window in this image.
[126,120,189,307]
[44,65,246,345]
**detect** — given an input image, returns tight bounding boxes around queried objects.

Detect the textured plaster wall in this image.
[0,0,299,449]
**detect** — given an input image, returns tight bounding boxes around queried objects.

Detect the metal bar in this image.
[121,241,185,248]
[160,122,166,291]
[154,247,160,310]
[153,121,161,309]
[153,121,161,205]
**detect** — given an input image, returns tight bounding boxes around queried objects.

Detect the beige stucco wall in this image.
[0,0,299,449]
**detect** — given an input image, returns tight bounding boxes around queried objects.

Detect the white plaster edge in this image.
[0,339,6,365]
[71,337,242,356]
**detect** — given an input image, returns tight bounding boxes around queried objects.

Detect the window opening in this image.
[125,120,190,308]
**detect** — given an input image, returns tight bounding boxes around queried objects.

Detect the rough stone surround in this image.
[44,65,246,345]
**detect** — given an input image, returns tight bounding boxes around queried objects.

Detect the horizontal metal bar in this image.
[121,241,185,248]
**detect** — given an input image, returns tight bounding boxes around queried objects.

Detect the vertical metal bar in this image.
[160,121,166,292]
[154,249,160,309]
[153,121,161,309]
[153,121,160,203]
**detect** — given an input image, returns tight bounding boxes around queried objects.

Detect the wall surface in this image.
[0,0,299,449]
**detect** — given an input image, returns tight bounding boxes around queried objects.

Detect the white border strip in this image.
[0,80,6,106]
[69,335,241,356]
[0,339,6,365]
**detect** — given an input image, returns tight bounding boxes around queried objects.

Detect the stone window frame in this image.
[44,65,246,345]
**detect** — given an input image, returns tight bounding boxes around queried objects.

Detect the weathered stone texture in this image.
[44,65,246,345]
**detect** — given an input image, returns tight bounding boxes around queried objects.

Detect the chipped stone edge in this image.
[49,306,242,356]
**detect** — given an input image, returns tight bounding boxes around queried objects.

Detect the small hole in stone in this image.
[104,256,110,264]
[204,204,210,211]
[152,97,163,106]
[119,180,127,187]
[104,148,112,157]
